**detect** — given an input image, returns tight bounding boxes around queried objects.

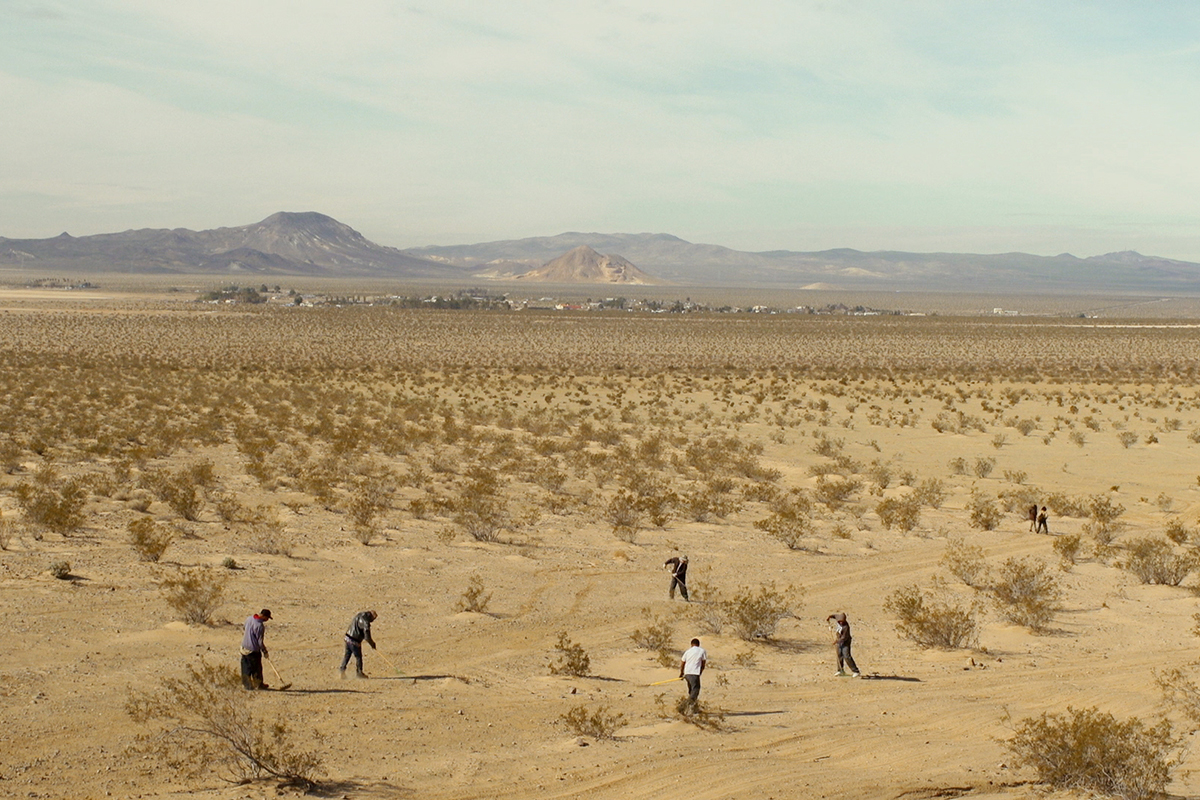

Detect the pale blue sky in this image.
[3,1,1200,259]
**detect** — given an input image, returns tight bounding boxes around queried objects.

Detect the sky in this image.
[3,1,1200,259]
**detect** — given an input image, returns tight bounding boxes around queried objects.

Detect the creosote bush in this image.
[714,582,802,641]
[157,566,227,625]
[561,704,625,740]
[128,516,174,562]
[126,659,322,787]
[15,466,87,535]
[968,491,1002,531]
[884,583,980,649]
[49,560,72,580]
[456,574,491,613]
[754,491,815,549]
[1006,706,1178,800]
[875,494,921,532]
[548,631,591,677]
[1123,537,1198,586]
[940,537,990,588]
[1053,533,1084,568]
[991,557,1061,632]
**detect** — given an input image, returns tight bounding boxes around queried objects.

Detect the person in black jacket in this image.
[339,610,378,678]
[664,555,689,601]
[827,612,860,677]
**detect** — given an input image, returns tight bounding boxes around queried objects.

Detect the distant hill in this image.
[0,212,459,277]
[511,245,661,284]
[408,234,1200,293]
[4,212,1199,292]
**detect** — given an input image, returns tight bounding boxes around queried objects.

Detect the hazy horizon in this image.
[4,2,1200,261]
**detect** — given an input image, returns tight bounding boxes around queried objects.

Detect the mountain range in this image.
[3,211,1199,293]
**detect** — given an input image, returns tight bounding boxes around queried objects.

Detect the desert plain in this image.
[3,286,1200,800]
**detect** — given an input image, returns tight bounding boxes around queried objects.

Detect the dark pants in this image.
[669,576,689,601]
[684,674,701,703]
[241,651,264,689]
[340,638,364,673]
[837,643,859,675]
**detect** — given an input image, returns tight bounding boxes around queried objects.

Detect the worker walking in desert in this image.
[664,554,689,601]
[339,609,378,679]
[680,637,707,711]
[240,608,272,690]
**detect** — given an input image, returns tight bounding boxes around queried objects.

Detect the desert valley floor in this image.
[3,287,1200,800]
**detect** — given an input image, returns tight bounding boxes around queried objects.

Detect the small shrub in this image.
[1052,533,1084,567]
[968,491,1002,531]
[941,537,990,587]
[0,509,12,551]
[1117,430,1139,449]
[991,557,1061,631]
[561,704,624,740]
[604,489,643,542]
[914,477,945,508]
[884,583,980,649]
[655,693,727,731]
[1124,537,1198,586]
[157,567,227,625]
[126,659,322,786]
[49,560,72,580]
[948,457,968,476]
[1165,518,1191,545]
[631,610,674,653]
[814,475,860,511]
[875,495,921,532]
[128,516,174,562]
[548,631,591,677]
[15,466,87,535]
[456,574,491,613]
[973,457,996,478]
[1002,469,1027,485]
[220,556,238,570]
[717,582,802,641]
[1006,706,1177,800]
[243,514,293,557]
[990,434,1007,450]
[1069,430,1087,447]
[754,491,815,550]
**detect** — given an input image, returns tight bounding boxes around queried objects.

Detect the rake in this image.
[263,655,292,691]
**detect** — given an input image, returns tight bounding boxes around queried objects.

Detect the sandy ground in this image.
[2,307,1200,800]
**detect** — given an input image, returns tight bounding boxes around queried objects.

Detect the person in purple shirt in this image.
[240,609,272,690]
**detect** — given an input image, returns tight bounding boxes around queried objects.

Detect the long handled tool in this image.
[649,677,682,686]
[375,649,405,676]
[264,656,292,691]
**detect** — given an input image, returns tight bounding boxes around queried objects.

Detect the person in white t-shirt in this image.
[679,638,707,708]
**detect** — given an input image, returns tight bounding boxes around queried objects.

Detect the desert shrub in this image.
[991,557,1061,631]
[1006,706,1177,800]
[914,477,945,508]
[631,610,674,653]
[941,537,990,587]
[754,491,815,550]
[814,475,860,511]
[15,466,87,535]
[875,494,921,532]
[221,556,238,570]
[716,582,802,641]
[604,489,643,542]
[157,567,227,625]
[561,704,624,740]
[213,491,256,524]
[1165,518,1192,545]
[865,460,892,489]
[990,434,1007,450]
[242,513,293,557]
[1069,430,1087,447]
[948,457,968,475]
[1123,537,1198,586]
[456,574,491,613]
[1002,469,1027,485]
[1117,430,1139,449]
[126,659,322,786]
[49,560,72,580]
[1053,533,1084,567]
[0,508,11,551]
[997,485,1040,513]
[452,493,508,543]
[141,465,209,521]
[884,583,980,649]
[1046,492,1089,518]
[548,631,591,677]
[968,491,1002,531]
[655,693,727,730]
[128,516,174,562]
[973,457,996,479]
[347,476,391,544]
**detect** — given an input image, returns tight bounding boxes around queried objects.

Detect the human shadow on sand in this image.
[723,709,787,718]
[859,674,921,682]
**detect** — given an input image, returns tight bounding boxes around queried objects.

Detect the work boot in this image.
[257,682,270,690]
[339,668,346,679]
[356,671,369,679]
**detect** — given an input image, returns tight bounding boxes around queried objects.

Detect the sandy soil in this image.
[2,307,1200,800]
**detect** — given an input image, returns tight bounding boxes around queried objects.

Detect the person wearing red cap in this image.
[240,608,272,690]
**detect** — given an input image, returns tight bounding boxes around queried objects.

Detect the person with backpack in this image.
[339,610,378,679]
